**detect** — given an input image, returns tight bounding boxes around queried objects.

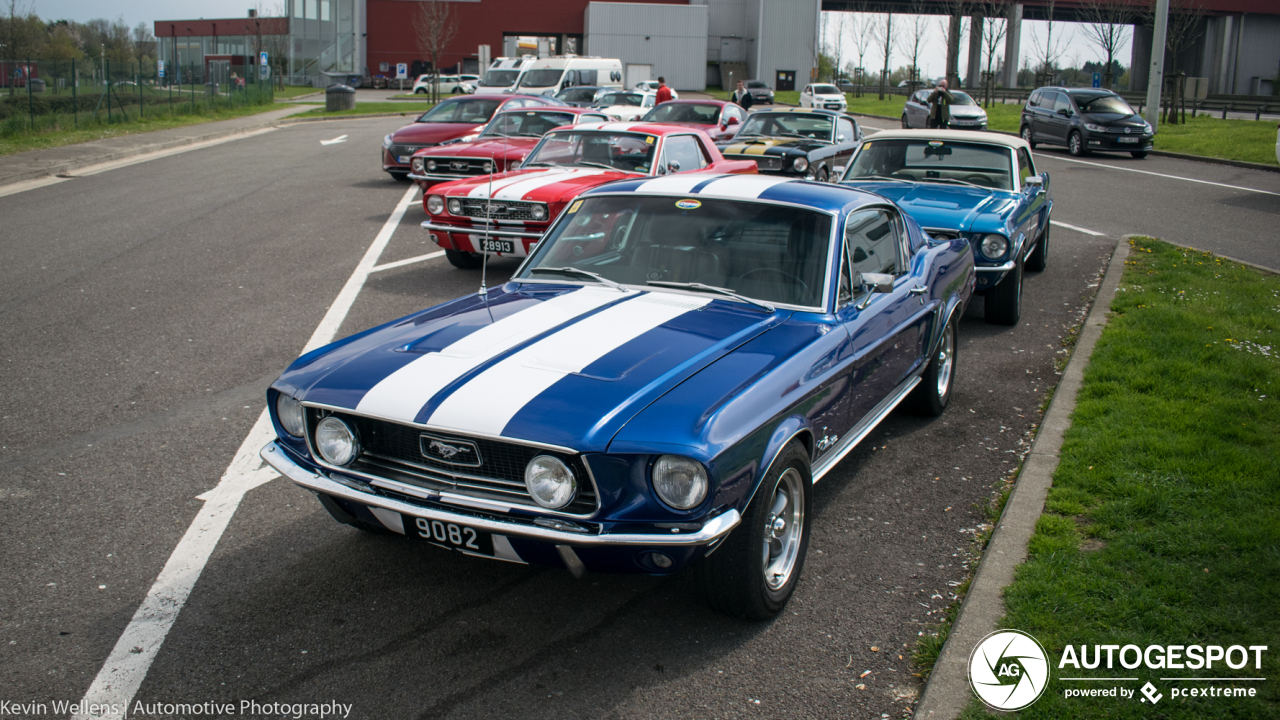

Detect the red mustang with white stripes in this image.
[421,122,757,269]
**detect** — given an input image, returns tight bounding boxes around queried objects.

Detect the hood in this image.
[1081,112,1147,128]
[721,137,829,156]
[812,94,845,103]
[438,165,642,201]
[848,182,1014,232]
[948,105,987,118]
[392,122,488,145]
[417,136,539,160]
[277,285,788,451]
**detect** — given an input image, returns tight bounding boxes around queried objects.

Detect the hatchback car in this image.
[799,83,848,112]
[745,80,774,104]
[595,90,657,121]
[902,88,988,130]
[1020,87,1153,158]
[554,85,608,107]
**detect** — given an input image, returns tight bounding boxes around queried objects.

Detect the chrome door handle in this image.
[909,286,928,295]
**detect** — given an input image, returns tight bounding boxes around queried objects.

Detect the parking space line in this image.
[72,184,420,720]
[1050,220,1106,237]
[369,250,445,273]
[1037,154,1280,196]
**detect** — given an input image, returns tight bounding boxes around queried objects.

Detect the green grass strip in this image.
[962,238,1279,718]
[298,102,435,117]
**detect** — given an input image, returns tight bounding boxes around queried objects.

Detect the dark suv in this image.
[1020,87,1153,158]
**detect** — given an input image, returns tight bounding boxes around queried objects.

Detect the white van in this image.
[469,56,535,94]
[512,56,624,97]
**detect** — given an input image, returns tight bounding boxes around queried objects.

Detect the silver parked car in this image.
[902,89,988,130]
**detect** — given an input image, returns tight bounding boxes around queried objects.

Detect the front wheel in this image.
[697,441,811,620]
[1020,124,1036,149]
[414,88,427,95]
[816,167,829,183]
[389,171,410,182]
[907,313,957,416]
[985,261,1023,326]
[901,114,910,129]
[1068,130,1088,156]
[445,249,484,269]
[1025,221,1049,272]
[1131,151,1148,159]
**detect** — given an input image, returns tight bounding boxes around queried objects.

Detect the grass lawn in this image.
[1152,115,1279,166]
[961,238,1279,718]
[298,102,435,117]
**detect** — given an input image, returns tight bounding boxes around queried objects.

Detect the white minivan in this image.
[468,56,535,94]
[512,56,624,97]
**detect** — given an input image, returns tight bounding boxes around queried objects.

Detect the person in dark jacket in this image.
[732,80,754,110]
[927,79,954,129]
[655,77,673,104]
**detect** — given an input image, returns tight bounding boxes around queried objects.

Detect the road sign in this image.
[396,63,408,80]
[260,52,269,67]
[259,65,269,79]
[1092,72,1101,88]
[158,60,165,78]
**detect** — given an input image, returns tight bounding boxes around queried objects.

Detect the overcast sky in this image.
[33,0,282,26]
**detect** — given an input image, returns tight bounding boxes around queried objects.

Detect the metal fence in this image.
[1,57,276,136]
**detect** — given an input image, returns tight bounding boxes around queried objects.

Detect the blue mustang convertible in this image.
[261,175,975,619]
[839,129,1051,325]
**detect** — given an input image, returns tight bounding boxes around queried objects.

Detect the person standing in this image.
[732,80,754,110]
[655,76,673,105]
[927,79,954,129]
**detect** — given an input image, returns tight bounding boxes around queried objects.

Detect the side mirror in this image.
[1024,175,1043,189]
[726,115,740,125]
[1057,108,1072,117]
[837,135,846,142]
[858,272,895,294]
[666,160,681,174]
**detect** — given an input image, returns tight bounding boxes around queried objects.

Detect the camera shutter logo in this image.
[968,630,1050,711]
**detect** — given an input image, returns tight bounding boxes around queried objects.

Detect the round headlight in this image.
[981,234,1009,259]
[411,157,424,172]
[426,159,437,171]
[483,160,494,172]
[315,416,359,466]
[530,204,548,221]
[382,134,393,148]
[447,198,463,215]
[426,195,445,214]
[275,393,305,437]
[793,156,809,173]
[524,455,576,509]
[651,455,708,510]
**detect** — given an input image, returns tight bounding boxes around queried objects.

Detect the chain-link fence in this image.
[1,58,276,138]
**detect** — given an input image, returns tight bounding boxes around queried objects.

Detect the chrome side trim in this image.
[421,221,541,239]
[812,373,923,483]
[262,442,741,547]
[974,261,1017,272]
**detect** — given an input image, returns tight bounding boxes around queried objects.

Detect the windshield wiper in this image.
[851,174,910,182]
[919,177,986,188]
[523,161,561,167]
[646,281,774,313]
[530,266,627,292]
[574,161,619,171]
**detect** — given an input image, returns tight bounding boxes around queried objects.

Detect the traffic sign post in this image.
[260,52,269,67]
[158,60,165,79]
[1092,72,1101,88]
[396,62,407,91]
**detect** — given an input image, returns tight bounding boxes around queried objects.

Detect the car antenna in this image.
[478,151,494,299]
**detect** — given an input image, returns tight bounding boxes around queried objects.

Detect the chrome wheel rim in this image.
[1070,134,1080,154]
[936,323,955,399]
[762,468,804,591]
[1021,127,1031,142]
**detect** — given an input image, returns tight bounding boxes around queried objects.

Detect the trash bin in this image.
[205,82,219,97]
[326,84,356,111]
[28,78,45,93]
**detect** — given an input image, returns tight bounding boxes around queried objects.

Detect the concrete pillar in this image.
[967,16,983,88]
[1002,3,1022,88]
[1130,23,1151,93]
[945,13,962,87]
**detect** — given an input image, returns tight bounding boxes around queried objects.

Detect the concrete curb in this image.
[913,236,1131,719]
[279,111,429,123]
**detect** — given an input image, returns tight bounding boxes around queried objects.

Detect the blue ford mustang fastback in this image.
[261,174,975,618]
[839,129,1051,325]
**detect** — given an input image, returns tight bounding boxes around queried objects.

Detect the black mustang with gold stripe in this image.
[716,108,864,183]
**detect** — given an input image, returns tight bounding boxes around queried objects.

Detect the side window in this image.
[726,105,744,123]
[660,136,706,172]
[580,113,609,123]
[1052,92,1072,115]
[579,69,597,86]
[505,98,526,109]
[1027,90,1042,108]
[844,209,901,279]
[837,118,856,143]
[1017,148,1034,184]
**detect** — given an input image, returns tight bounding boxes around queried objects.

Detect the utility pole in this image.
[1144,0,1168,131]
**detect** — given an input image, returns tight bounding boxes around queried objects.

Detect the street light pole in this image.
[1144,0,1169,131]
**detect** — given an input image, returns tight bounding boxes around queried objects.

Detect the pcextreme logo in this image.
[968,629,1051,711]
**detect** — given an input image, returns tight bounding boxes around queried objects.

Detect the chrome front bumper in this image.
[261,441,741,547]
[420,221,542,239]
[408,172,486,182]
[974,261,1017,272]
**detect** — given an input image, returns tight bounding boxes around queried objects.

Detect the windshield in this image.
[416,98,504,124]
[1074,94,1135,115]
[519,69,564,88]
[556,87,599,103]
[598,92,645,107]
[747,81,768,89]
[483,111,577,138]
[844,139,1014,190]
[518,195,832,308]
[949,91,976,106]
[642,103,721,124]
[525,131,656,173]
[480,69,519,87]
[738,113,833,142]
[811,84,840,95]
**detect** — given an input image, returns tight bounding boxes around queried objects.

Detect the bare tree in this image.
[873,12,894,100]
[413,0,460,103]
[848,4,876,96]
[977,0,1007,102]
[1029,0,1071,79]
[936,0,974,87]
[1079,0,1134,89]
[896,0,930,92]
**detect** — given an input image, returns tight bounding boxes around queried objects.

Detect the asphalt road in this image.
[0,116,1273,719]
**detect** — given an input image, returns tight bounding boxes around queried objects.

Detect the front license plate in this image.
[471,235,515,253]
[397,155,411,163]
[1118,136,1139,143]
[825,104,842,110]
[409,516,495,555]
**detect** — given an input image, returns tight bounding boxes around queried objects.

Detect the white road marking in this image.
[1050,220,1106,236]
[72,184,420,720]
[320,134,349,145]
[369,250,445,273]
[1037,154,1280,196]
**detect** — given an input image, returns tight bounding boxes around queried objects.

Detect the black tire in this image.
[698,441,811,620]
[984,261,1023,326]
[414,88,427,95]
[1068,130,1088,156]
[1130,151,1148,159]
[390,171,410,182]
[1025,221,1049,272]
[901,113,910,129]
[816,166,829,183]
[445,248,485,269]
[907,313,957,417]
[452,88,462,94]
[1020,124,1036,149]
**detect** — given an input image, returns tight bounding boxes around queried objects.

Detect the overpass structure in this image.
[822,0,1280,95]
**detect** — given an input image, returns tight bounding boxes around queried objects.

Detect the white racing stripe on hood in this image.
[428,292,710,436]
[633,174,715,195]
[491,168,609,200]
[466,170,556,198]
[356,288,621,422]
[696,174,795,199]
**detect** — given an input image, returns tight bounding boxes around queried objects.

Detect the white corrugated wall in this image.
[754,0,819,92]
[584,2,710,90]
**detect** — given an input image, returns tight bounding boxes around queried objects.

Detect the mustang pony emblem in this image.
[422,435,482,466]
[450,161,468,170]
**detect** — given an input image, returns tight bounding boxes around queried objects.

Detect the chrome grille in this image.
[426,157,495,177]
[307,409,598,517]
[456,198,540,221]
[389,144,431,158]
[727,154,782,171]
